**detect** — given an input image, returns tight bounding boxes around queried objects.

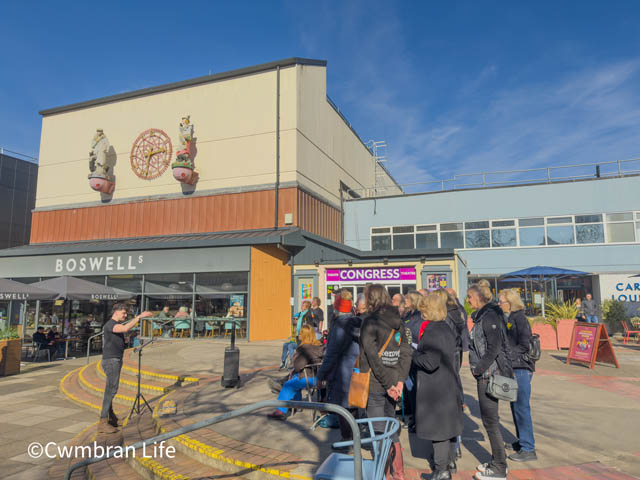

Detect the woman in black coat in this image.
[413,293,463,480]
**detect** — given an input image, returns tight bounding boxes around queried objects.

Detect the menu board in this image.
[567,322,619,369]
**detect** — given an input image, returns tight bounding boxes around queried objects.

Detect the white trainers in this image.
[475,463,507,479]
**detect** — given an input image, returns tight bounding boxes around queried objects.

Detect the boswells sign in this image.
[326,267,416,284]
[54,255,144,274]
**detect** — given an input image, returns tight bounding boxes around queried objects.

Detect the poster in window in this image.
[301,282,313,300]
[229,294,245,317]
[426,274,447,291]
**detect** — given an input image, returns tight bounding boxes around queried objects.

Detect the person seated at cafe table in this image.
[33,326,56,359]
[174,307,191,336]
[47,326,65,357]
[158,306,173,337]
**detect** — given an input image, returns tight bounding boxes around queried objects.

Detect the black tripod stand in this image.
[126,337,155,421]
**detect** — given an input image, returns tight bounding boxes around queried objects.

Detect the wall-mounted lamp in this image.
[420,256,426,264]
[314,259,320,267]
[348,260,353,266]
[383,257,389,265]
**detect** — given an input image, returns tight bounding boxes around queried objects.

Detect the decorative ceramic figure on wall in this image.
[171,116,198,185]
[88,129,115,194]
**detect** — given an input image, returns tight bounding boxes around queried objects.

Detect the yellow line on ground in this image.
[79,363,136,403]
[135,456,191,480]
[97,360,168,393]
[121,362,199,383]
[151,392,312,480]
[59,368,101,411]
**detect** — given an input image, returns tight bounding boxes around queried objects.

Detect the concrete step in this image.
[152,380,308,480]
[47,420,142,480]
[121,349,200,385]
[124,409,241,480]
[60,366,131,414]
[94,360,179,396]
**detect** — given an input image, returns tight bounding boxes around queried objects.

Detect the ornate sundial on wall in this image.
[130,128,173,180]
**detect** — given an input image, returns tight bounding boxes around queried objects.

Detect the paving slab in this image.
[2,338,639,479]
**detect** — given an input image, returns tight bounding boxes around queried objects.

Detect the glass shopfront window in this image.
[194,272,248,339]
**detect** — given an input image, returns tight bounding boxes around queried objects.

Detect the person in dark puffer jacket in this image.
[402,290,423,432]
[468,282,513,480]
[499,289,537,462]
[316,289,361,443]
[360,284,412,480]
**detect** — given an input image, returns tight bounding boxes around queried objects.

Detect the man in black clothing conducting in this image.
[98,304,152,434]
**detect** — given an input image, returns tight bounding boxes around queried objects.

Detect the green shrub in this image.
[545,301,578,321]
[0,327,20,340]
[602,299,627,334]
[528,315,557,330]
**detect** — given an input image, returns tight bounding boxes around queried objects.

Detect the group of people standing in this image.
[269,281,538,480]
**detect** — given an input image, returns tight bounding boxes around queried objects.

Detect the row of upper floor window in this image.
[369,212,640,251]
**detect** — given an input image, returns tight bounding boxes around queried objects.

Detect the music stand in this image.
[126,337,155,421]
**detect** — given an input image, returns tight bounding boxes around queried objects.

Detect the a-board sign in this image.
[566,322,619,369]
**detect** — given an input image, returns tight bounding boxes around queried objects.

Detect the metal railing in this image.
[86,331,103,364]
[65,400,363,480]
[352,157,640,196]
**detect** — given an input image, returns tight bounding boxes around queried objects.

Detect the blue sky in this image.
[1,1,639,188]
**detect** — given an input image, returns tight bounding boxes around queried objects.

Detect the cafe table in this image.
[56,337,82,360]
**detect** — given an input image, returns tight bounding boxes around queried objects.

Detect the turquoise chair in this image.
[314,417,399,480]
[174,319,191,337]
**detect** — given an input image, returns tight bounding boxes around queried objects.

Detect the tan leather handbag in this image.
[348,330,395,408]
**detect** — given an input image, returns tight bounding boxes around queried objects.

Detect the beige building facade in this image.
[37,58,400,212]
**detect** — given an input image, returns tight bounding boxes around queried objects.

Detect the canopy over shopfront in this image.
[0,278,58,301]
[501,266,590,316]
[30,276,134,301]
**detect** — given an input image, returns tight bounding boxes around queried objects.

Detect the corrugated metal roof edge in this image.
[40,58,327,116]
[0,228,305,257]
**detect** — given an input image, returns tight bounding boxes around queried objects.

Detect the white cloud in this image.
[292,2,640,192]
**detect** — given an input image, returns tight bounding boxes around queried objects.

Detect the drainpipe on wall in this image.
[275,65,281,231]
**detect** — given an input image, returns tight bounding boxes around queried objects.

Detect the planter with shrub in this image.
[0,328,21,376]
[529,316,558,350]
[545,301,579,349]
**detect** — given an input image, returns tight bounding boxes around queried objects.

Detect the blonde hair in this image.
[405,291,422,311]
[500,289,525,312]
[468,282,493,303]
[434,288,457,309]
[338,288,353,302]
[299,324,322,345]
[301,300,311,310]
[417,293,447,322]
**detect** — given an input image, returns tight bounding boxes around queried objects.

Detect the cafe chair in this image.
[31,342,51,362]
[314,417,400,480]
[205,322,220,337]
[622,320,640,344]
[301,362,323,422]
[223,321,235,337]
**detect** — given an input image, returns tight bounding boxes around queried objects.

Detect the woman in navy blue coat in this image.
[316,290,362,442]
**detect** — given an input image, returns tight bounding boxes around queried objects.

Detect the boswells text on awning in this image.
[54,255,144,274]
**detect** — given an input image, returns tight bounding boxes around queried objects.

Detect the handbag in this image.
[486,373,518,402]
[348,330,395,408]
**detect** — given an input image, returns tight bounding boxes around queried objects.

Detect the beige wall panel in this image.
[295,65,401,205]
[37,67,298,209]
